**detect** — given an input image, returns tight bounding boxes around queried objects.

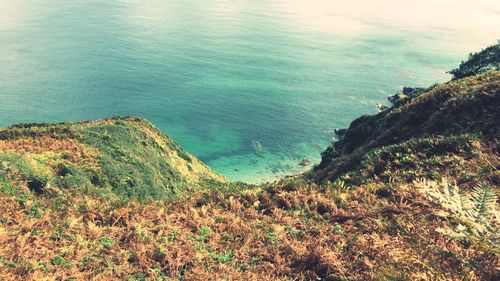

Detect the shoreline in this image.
[211,152,319,184]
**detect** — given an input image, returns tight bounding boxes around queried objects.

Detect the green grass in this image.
[209,249,234,264]
[79,123,185,200]
[100,237,115,250]
[0,117,224,203]
[0,153,49,194]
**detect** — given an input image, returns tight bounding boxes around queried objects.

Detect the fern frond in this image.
[417,179,499,242]
[467,182,496,223]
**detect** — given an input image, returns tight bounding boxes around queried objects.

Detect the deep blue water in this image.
[0,0,498,182]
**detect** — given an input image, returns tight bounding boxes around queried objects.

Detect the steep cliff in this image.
[312,71,499,187]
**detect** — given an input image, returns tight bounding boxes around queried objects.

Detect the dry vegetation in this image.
[0,178,498,280]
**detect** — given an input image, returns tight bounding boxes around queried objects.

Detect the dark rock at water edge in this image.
[376,103,388,112]
[299,159,311,166]
[334,128,347,139]
[388,87,426,107]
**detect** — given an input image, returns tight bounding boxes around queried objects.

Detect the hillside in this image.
[0,53,499,279]
[313,71,499,187]
[0,117,225,203]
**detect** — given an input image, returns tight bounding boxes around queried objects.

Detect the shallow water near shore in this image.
[0,0,498,182]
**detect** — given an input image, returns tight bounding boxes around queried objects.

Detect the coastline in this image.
[207,144,322,183]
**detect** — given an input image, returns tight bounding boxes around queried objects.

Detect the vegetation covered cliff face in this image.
[0,117,225,202]
[0,50,499,280]
[313,71,500,187]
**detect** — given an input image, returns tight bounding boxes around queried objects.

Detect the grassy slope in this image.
[0,74,498,280]
[0,117,225,203]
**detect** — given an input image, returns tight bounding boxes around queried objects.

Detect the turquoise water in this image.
[0,0,498,182]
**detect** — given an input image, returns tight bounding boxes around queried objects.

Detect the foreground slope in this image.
[1,177,498,280]
[0,72,499,278]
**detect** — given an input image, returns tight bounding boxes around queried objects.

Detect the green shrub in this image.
[449,41,500,80]
[0,174,16,196]
[51,256,64,266]
[209,249,234,264]
[54,163,92,190]
[100,237,114,249]
[0,153,49,194]
[127,272,146,281]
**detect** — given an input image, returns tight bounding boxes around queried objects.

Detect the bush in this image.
[51,256,64,266]
[100,237,114,249]
[449,41,500,80]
